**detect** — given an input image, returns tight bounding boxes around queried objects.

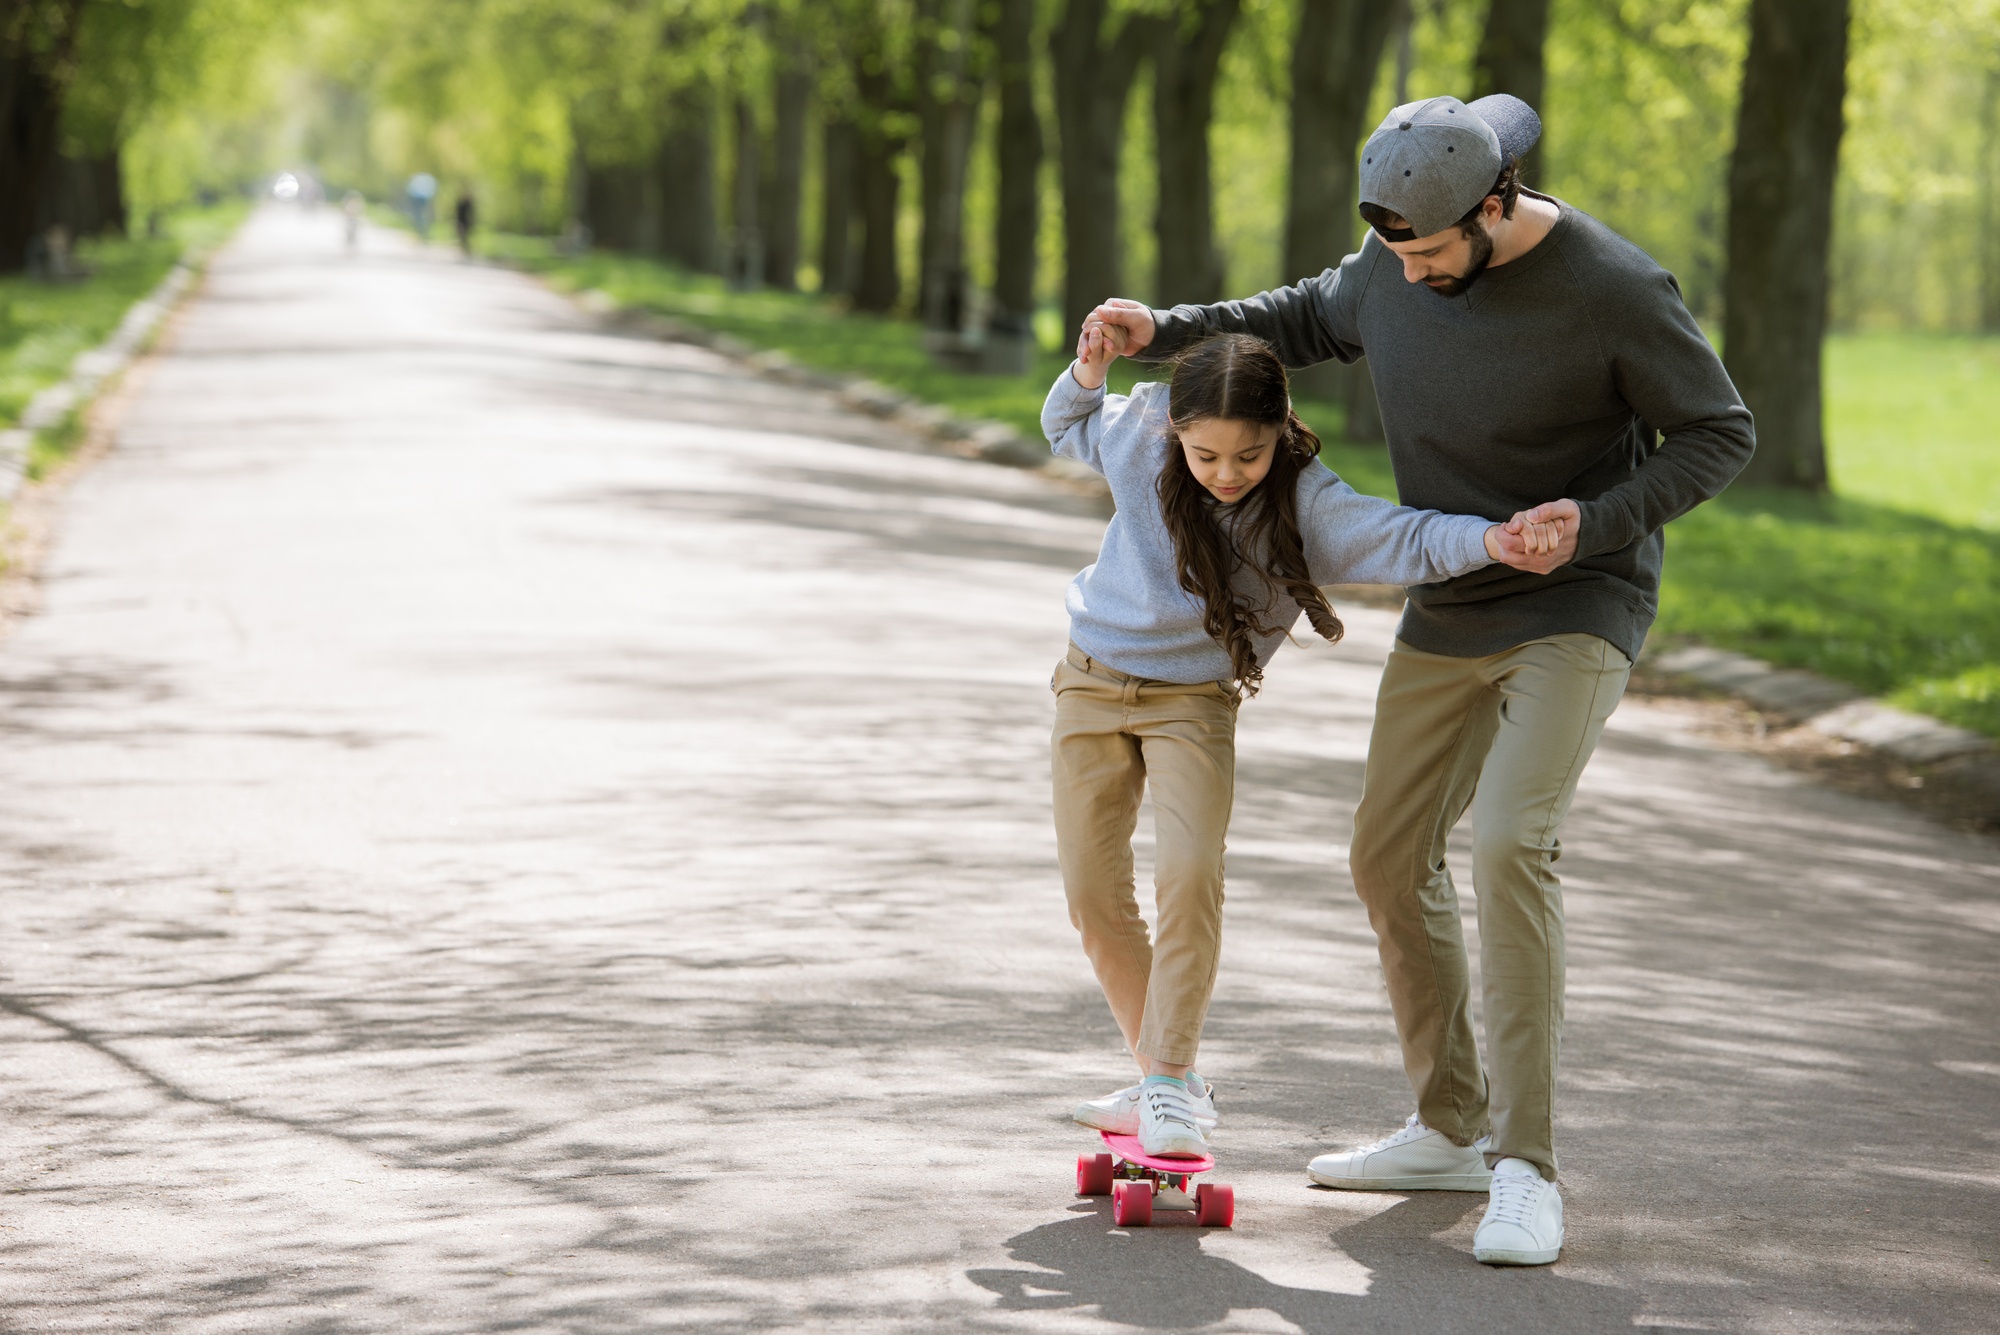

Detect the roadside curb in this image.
[1648,643,1999,815]
[568,287,1110,503]
[0,261,201,505]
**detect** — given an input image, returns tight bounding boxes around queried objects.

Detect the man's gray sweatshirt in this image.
[1043,371,1495,683]
[1141,196,1756,662]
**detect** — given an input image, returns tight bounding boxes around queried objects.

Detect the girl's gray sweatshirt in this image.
[1044,369,1495,684]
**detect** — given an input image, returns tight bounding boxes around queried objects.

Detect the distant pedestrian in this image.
[454,192,476,257]
[342,192,364,254]
[1087,92,1756,1266]
[1045,326,1562,1162]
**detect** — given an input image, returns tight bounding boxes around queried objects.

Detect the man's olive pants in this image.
[1350,633,1631,1182]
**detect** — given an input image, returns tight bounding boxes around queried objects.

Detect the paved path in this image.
[1,207,1995,1334]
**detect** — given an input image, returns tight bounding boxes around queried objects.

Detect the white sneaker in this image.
[1306,1113,1494,1191]
[1137,1080,1209,1158]
[1473,1158,1564,1265]
[1074,1075,1218,1136]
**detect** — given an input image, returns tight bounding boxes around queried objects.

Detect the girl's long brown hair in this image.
[1157,334,1344,695]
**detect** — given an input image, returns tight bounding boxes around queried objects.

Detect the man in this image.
[1087,94,1753,1266]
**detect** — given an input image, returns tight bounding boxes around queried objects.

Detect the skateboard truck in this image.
[1076,1132,1235,1228]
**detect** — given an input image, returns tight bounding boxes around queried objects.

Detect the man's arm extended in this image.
[1570,269,1756,559]
[1087,245,1372,366]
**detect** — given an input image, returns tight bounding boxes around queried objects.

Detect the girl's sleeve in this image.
[1301,470,1496,587]
[1041,367,1145,476]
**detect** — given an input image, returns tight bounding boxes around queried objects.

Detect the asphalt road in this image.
[1,206,1994,1334]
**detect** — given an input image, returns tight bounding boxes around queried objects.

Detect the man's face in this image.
[1384,199,1498,298]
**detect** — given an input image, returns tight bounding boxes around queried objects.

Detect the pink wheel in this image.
[1195,1182,1235,1228]
[1076,1152,1115,1196]
[1112,1179,1154,1227]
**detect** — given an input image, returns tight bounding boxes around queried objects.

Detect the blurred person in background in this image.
[342,192,364,254]
[454,191,476,257]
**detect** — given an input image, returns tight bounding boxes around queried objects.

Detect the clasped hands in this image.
[1485,501,1579,574]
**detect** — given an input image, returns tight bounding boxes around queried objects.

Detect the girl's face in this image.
[1178,417,1283,504]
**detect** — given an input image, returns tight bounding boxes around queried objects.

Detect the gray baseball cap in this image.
[1358,94,1542,240]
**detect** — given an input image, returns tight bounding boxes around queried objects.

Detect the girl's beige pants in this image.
[1050,645,1240,1067]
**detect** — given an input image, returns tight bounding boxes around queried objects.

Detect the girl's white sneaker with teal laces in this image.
[1073,1074,1218,1136]
[1472,1157,1565,1265]
[1136,1079,1210,1158]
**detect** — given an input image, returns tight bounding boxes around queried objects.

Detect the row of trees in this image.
[0,0,277,263]
[356,0,1854,488]
[8,1,1995,492]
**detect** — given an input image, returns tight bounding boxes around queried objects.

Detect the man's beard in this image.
[1423,222,1495,298]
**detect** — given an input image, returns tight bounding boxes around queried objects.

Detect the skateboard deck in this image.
[1075,1130,1234,1227]
[1099,1131,1214,1174]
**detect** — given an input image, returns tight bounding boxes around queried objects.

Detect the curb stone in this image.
[570,287,1110,503]
[1649,643,1999,816]
[0,262,198,505]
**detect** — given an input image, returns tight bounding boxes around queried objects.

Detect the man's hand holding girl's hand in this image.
[1485,498,1581,573]
[1071,320,1125,391]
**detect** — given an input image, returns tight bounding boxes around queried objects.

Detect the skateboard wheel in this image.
[1077,1152,1115,1196]
[1195,1182,1235,1228]
[1112,1179,1153,1227]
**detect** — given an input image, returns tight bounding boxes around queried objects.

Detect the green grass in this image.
[1826,335,2000,531]
[0,201,247,454]
[478,233,2000,739]
[1655,491,2000,736]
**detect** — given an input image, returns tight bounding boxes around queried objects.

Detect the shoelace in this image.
[1143,1084,1201,1132]
[1357,1113,1428,1153]
[1486,1172,1545,1227]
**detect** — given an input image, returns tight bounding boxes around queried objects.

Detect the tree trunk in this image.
[1471,0,1550,175]
[988,0,1041,337]
[1283,0,1395,285]
[1722,0,1850,491]
[818,116,857,297]
[1283,0,1396,434]
[763,47,812,291]
[1050,0,1153,337]
[1151,0,1240,310]
[731,95,763,288]
[658,84,719,272]
[584,162,647,252]
[915,0,983,330]
[0,3,86,274]
[41,150,125,239]
[1981,64,1999,334]
[852,39,906,313]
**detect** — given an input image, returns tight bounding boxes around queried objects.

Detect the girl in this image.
[1045,327,1552,1158]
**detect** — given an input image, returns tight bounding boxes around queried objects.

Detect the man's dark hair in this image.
[1359,158,1524,240]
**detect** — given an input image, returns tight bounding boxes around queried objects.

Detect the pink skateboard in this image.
[1075,1131,1235,1228]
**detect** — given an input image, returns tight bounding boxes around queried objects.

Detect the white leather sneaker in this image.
[1074,1075,1218,1135]
[1137,1080,1209,1158]
[1306,1113,1494,1190]
[1473,1157,1564,1265]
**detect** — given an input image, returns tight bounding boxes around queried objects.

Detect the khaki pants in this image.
[1051,645,1240,1067]
[1350,633,1631,1181]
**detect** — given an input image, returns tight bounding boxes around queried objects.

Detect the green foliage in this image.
[0,202,244,435]
[1543,0,1747,321]
[1833,0,2000,332]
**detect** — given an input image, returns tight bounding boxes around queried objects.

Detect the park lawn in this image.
[0,201,248,477]
[480,233,1999,739]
